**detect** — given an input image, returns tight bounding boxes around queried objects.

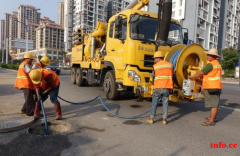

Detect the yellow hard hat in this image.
[153,51,165,58]
[40,56,50,66]
[29,69,42,84]
[24,53,35,60]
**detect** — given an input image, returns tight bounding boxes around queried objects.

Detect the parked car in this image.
[46,63,61,75]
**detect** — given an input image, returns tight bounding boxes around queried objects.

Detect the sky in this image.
[0,0,62,23]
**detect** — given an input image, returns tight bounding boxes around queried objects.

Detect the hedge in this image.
[0,63,19,70]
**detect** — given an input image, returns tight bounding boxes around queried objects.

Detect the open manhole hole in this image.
[123,120,142,125]
[130,105,142,108]
[28,121,71,136]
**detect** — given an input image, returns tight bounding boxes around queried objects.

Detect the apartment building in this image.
[218,0,240,50]
[64,0,131,52]
[28,17,64,61]
[110,0,131,16]
[2,12,19,59]
[64,0,74,52]
[17,5,41,51]
[58,2,65,28]
[0,20,5,49]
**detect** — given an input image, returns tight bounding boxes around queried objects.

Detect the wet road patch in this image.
[123,120,142,125]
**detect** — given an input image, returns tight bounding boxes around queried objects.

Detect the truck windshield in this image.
[130,15,183,45]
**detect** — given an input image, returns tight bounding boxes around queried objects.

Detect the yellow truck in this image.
[70,0,207,102]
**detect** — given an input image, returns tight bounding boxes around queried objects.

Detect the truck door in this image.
[106,18,128,70]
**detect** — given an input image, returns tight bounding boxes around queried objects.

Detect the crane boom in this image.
[125,0,150,10]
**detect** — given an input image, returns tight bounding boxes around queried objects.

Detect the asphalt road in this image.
[0,68,240,156]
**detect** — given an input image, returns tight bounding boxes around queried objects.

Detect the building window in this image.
[179,0,182,6]
[172,2,176,8]
[179,9,182,16]
[172,11,175,17]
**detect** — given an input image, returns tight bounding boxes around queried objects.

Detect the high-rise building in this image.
[72,0,109,33]
[64,0,74,52]
[17,5,41,51]
[148,0,221,50]
[16,17,64,61]
[110,0,131,16]
[3,12,19,59]
[218,0,240,51]
[9,12,18,58]
[64,0,131,52]
[58,2,65,28]
[0,20,5,49]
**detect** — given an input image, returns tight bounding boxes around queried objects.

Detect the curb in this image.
[222,81,239,84]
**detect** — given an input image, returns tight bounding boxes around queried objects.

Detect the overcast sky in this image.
[0,0,62,23]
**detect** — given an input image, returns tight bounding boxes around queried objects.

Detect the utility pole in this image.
[26,10,29,54]
[6,38,8,64]
[1,44,4,63]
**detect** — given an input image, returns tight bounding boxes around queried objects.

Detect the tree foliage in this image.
[221,47,240,77]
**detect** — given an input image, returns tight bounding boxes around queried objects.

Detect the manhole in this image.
[123,120,142,125]
[130,105,142,108]
[28,121,71,136]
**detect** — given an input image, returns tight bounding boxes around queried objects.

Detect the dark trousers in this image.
[21,88,35,116]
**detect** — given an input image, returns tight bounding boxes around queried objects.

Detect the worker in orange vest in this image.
[29,56,62,120]
[189,48,222,126]
[14,53,36,116]
[147,51,173,125]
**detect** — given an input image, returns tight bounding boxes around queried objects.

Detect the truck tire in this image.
[71,67,77,84]
[76,67,86,86]
[103,70,120,100]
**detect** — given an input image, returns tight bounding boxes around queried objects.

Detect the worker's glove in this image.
[42,90,49,96]
[37,95,42,102]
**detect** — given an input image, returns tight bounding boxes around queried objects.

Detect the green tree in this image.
[221,47,240,77]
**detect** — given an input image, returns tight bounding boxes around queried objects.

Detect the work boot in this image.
[54,102,62,120]
[34,102,41,120]
[19,110,26,114]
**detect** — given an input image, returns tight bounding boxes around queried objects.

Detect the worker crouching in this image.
[29,56,62,120]
[147,51,173,125]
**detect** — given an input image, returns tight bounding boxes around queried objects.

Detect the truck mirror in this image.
[183,32,188,45]
[130,14,140,23]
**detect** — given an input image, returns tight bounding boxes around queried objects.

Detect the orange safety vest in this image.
[38,68,60,90]
[153,60,173,89]
[14,61,34,89]
[203,60,222,89]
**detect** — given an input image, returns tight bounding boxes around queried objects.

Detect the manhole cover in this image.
[0,116,34,133]
[28,121,71,136]
[123,120,142,125]
[130,105,142,108]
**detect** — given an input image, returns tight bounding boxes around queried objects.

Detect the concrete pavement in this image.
[0,68,240,156]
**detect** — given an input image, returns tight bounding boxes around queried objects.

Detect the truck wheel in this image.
[103,70,120,100]
[71,67,77,84]
[76,67,86,86]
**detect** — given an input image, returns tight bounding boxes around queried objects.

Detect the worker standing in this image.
[188,48,222,126]
[147,51,173,125]
[29,56,62,120]
[14,53,35,116]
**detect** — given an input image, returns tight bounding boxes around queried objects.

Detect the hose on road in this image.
[58,95,151,119]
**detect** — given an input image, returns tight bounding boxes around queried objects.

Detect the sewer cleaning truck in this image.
[70,0,207,102]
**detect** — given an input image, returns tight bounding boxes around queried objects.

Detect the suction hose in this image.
[58,96,151,119]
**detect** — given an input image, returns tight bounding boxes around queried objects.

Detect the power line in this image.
[38,0,54,7]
